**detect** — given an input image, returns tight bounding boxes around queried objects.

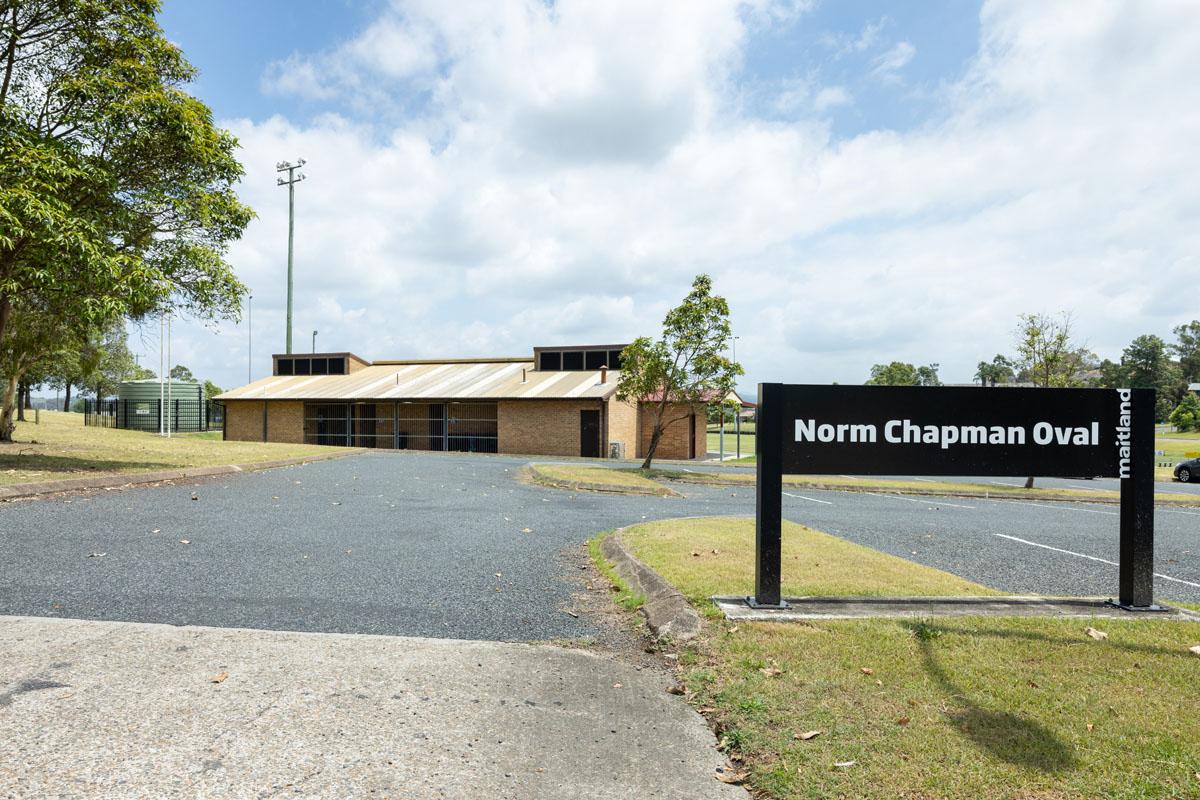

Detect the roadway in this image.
[0,451,1196,643]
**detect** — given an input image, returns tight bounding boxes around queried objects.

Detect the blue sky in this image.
[162,0,980,138]
[142,1,1200,394]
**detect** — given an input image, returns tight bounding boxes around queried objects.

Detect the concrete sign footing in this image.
[714,595,1200,622]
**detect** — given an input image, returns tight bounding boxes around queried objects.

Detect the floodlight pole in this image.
[276,159,307,354]
[312,330,318,354]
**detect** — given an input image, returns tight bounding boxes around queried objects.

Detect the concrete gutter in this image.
[0,449,361,502]
[599,528,701,642]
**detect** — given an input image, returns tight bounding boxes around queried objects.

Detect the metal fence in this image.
[83,399,224,432]
[303,401,498,452]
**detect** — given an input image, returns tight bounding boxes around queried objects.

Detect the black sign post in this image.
[753,383,1160,611]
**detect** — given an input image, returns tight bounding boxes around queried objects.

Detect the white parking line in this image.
[993,534,1200,589]
[1163,508,1200,517]
[838,475,862,480]
[782,491,833,505]
[990,480,1025,487]
[1061,482,1105,492]
[911,477,938,483]
[862,492,976,510]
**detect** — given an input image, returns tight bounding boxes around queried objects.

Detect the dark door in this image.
[689,413,696,459]
[580,410,601,458]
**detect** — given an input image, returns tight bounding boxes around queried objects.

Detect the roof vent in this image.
[521,368,528,383]
[600,366,607,384]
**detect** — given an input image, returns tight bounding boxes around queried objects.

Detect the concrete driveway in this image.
[0,616,744,799]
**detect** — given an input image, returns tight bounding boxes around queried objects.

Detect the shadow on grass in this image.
[903,621,1079,773]
[924,621,1195,660]
[0,453,177,475]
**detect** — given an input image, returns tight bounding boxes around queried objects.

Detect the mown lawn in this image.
[607,517,1200,800]
[529,463,676,495]
[0,411,337,486]
[640,468,1200,506]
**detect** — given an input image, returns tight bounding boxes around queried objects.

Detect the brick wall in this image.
[606,397,638,460]
[638,403,706,460]
[499,399,602,457]
[266,401,305,444]
[225,400,264,442]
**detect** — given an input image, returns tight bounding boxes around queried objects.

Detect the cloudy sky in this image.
[150,0,1199,393]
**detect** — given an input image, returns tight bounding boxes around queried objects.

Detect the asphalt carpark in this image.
[0,450,1198,641]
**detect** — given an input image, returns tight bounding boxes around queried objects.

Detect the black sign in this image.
[775,384,1129,478]
[752,383,1158,611]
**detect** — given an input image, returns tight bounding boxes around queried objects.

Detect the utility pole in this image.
[312,330,318,354]
[276,158,307,354]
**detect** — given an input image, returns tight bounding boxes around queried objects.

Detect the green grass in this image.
[587,533,646,612]
[640,468,1200,506]
[612,517,1200,800]
[707,430,755,457]
[0,411,338,486]
[529,463,677,495]
[622,518,994,603]
[1156,437,1200,480]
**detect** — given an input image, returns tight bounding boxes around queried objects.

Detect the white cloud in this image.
[163,0,1200,395]
[819,16,889,56]
[870,40,916,81]
[812,85,851,112]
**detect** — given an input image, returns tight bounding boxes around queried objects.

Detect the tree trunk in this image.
[0,373,18,442]
[16,381,26,421]
[1024,476,1035,489]
[640,424,665,470]
[63,382,71,412]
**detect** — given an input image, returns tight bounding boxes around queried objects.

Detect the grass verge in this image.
[614,517,1200,800]
[586,533,646,612]
[528,463,678,496]
[640,468,1200,506]
[0,411,339,487]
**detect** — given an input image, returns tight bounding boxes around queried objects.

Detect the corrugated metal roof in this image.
[215,361,621,402]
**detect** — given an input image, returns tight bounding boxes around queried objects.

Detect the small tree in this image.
[975,355,1014,386]
[1015,312,1084,487]
[202,379,222,401]
[1169,393,1200,432]
[1172,320,1200,383]
[170,364,196,382]
[617,274,742,469]
[866,362,941,386]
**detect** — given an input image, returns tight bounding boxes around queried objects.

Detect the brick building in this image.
[216,344,709,460]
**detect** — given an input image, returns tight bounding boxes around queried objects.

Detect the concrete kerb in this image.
[0,449,363,502]
[599,528,701,642]
[712,595,1200,623]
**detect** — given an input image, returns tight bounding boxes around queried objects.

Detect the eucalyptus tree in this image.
[0,0,252,439]
[616,274,742,469]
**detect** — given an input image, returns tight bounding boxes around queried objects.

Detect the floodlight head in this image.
[275,161,287,169]
[298,173,307,181]
[276,177,286,186]
[298,158,307,166]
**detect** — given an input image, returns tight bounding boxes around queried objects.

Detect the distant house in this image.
[1189,383,1200,397]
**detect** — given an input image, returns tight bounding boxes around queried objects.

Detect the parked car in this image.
[1174,458,1200,483]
